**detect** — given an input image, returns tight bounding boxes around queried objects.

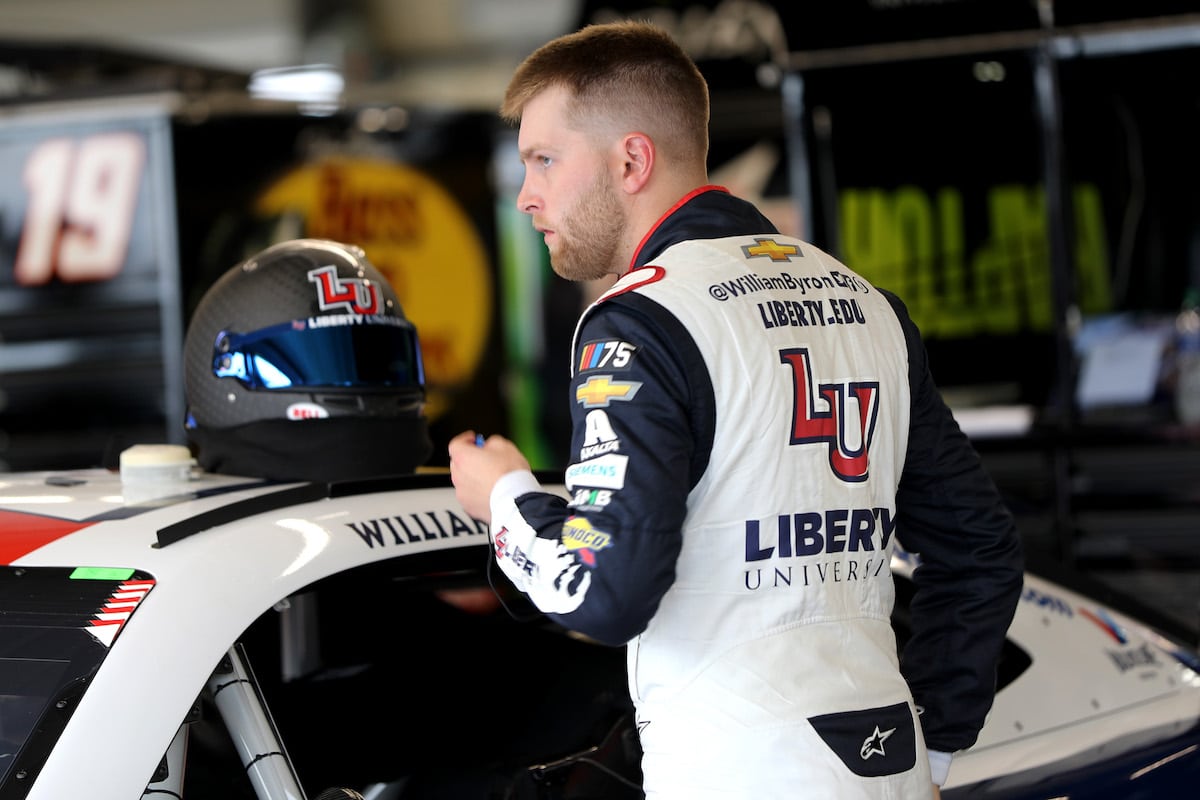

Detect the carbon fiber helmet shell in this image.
[185,238,425,428]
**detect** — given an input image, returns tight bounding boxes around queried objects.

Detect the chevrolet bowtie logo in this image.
[576,375,642,408]
[742,238,802,262]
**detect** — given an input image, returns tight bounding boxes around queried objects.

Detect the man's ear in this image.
[618,132,654,193]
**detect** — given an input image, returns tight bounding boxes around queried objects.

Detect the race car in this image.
[2,455,1200,800]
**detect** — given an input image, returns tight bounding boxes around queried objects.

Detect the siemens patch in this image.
[565,454,629,490]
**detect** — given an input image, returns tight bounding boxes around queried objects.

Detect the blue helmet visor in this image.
[212,317,424,391]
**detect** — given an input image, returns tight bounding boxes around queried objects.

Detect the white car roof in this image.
[3,466,490,800]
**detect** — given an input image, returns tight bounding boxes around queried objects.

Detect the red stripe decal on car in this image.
[0,510,96,564]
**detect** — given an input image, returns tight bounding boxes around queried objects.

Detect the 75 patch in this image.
[577,339,637,372]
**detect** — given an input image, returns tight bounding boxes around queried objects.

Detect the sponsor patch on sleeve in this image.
[562,516,613,567]
[577,339,638,372]
[565,453,629,491]
[575,375,641,408]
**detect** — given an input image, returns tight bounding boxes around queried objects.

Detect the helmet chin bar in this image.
[188,414,433,482]
[307,390,426,417]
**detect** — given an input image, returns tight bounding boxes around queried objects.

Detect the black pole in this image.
[1032,0,1079,564]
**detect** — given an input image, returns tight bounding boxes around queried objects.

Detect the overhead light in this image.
[248,64,344,110]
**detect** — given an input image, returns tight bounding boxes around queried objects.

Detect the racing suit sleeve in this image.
[882,290,1025,758]
[487,295,710,646]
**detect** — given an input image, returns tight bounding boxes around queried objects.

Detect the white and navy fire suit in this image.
[489,186,1024,798]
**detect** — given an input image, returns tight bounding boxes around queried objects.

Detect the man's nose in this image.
[516,180,538,215]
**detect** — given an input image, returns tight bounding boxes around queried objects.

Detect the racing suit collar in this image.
[628,185,781,272]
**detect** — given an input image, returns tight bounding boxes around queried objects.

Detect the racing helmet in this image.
[183,238,432,481]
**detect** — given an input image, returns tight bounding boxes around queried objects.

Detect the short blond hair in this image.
[501,20,710,166]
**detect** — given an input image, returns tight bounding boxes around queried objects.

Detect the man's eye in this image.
[540,155,553,168]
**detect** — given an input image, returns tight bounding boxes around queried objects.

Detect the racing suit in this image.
[489,186,1024,798]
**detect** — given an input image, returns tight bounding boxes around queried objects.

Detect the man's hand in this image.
[932,784,941,799]
[447,431,532,524]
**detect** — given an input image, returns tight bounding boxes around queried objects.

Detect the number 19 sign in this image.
[1,109,171,291]
[0,107,186,457]
[14,132,146,285]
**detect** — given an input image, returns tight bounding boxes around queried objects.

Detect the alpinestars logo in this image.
[308,265,381,314]
[860,726,896,760]
[779,347,879,482]
[809,702,915,777]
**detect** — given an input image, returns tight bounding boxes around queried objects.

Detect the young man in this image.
[449,20,1023,799]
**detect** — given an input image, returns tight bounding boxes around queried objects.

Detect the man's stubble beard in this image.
[549,171,627,282]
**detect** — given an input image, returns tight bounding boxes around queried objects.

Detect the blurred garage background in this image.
[1,0,1199,637]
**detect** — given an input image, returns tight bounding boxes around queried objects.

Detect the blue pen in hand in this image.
[475,433,485,448]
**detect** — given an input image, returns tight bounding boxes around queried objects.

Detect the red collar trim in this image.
[626,185,729,273]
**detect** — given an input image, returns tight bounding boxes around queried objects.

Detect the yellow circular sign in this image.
[254,156,492,420]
